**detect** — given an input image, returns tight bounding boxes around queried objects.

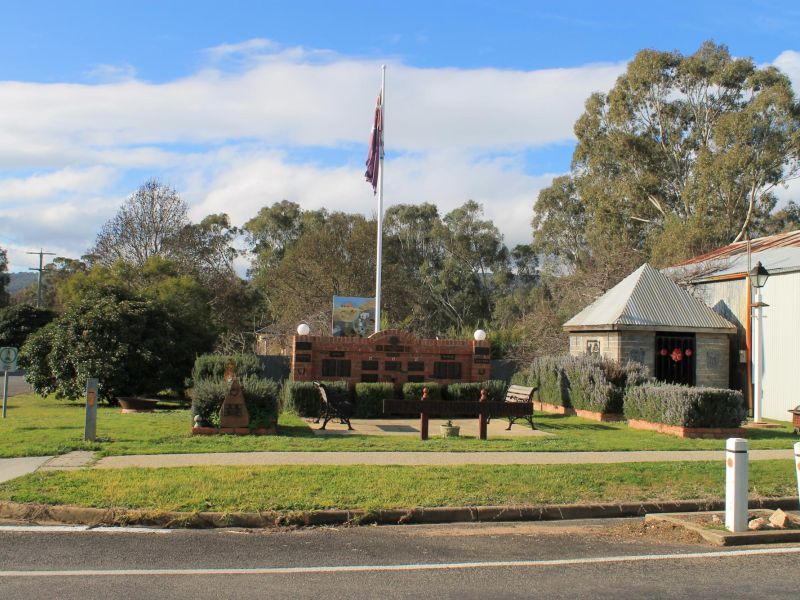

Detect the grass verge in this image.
[1,394,796,458]
[0,460,794,513]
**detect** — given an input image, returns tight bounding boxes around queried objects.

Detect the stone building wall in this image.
[618,331,656,376]
[568,332,621,361]
[695,333,730,388]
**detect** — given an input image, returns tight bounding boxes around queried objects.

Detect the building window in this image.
[321,359,351,377]
[407,361,425,372]
[385,361,401,371]
[433,361,462,379]
[361,373,379,383]
[361,360,379,371]
[654,333,695,385]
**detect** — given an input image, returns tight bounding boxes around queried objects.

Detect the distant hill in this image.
[7,272,37,295]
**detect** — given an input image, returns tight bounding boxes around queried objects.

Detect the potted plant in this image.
[440,419,460,438]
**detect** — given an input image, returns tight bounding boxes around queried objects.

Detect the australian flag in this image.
[365,93,382,194]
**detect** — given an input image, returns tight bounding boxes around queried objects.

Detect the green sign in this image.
[0,347,18,372]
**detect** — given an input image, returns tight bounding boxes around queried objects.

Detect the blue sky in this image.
[1,1,799,271]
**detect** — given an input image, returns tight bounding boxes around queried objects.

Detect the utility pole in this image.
[27,249,56,308]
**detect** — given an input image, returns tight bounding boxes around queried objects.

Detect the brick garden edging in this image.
[191,425,277,436]
[626,419,746,439]
[534,401,624,423]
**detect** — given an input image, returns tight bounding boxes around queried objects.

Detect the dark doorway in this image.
[655,333,696,385]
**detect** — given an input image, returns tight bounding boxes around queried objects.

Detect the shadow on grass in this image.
[276,423,318,437]
[537,420,619,432]
[744,427,798,441]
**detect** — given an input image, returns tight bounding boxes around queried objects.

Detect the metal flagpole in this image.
[374,65,386,334]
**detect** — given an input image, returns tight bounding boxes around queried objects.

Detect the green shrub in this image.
[624,384,746,428]
[192,376,280,429]
[510,370,531,386]
[282,380,349,417]
[444,382,481,401]
[529,356,569,407]
[482,380,508,402]
[446,380,507,402]
[19,295,198,403]
[0,304,56,348]
[354,383,395,418]
[528,355,651,413]
[402,382,442,401]
[191,354,262,383]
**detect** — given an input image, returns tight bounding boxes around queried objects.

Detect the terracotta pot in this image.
[118,397,159,413]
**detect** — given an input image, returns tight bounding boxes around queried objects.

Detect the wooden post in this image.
[478,388,488,440]
[420,387,429,441]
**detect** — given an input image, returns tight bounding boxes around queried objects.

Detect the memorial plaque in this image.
[219,377,250,428]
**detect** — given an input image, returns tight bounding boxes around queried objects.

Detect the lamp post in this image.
[750,261,769,423]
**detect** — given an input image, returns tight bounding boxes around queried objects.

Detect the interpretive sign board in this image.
[1,347,18,419]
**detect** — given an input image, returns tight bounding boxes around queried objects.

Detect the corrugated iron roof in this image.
[563,263,736,331]
[676,230,800,266]
[669,229,800,281]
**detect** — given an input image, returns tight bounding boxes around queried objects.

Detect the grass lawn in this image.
[1,393,796,458]
[0,460,794,513]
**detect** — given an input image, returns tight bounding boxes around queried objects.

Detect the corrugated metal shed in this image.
[564,263,736,332]
[672,230,800,280]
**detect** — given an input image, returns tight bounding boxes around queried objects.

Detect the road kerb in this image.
[1,497,798,530]
[644,511,800,546]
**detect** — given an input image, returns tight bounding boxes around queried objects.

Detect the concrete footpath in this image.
[94,448,795,469]
[2,449,794,481]
[0,457,51,483]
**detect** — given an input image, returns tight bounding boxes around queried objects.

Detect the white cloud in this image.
[204,38,280,63]
[0,43,625,162]
[0,166,116,202]
[774,50,800,89]
[191,147,552,248]
[2,40,799,273]
[84,63,138,83]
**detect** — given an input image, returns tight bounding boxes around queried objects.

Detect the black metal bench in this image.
[503,384,536,430]
[313,382,354,430]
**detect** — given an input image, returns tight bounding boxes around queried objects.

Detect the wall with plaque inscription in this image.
[291,329,491,390]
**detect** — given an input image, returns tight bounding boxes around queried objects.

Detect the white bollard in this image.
[725,438,749,532]
[795,442,800,508]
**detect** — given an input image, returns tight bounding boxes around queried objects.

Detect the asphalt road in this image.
[1,519,799,599]
[2,374,31,398]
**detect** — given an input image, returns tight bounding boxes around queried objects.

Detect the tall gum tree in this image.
[534,41,800,268]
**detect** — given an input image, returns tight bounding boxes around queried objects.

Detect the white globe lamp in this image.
[297,323,310,336]
[473,329,487,341]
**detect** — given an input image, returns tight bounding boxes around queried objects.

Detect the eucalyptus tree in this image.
[0,247,9,307]
[534,41,800,268]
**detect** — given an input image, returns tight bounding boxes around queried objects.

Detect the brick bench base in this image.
[627,419,745,439]
[534,401,624,422]
[192,425,277,436]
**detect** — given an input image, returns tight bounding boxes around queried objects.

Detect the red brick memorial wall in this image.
[291,329,491,388]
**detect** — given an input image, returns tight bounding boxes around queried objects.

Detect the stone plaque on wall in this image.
[706,350,720,370]
[219,378,250,428]
[629,348,645,364]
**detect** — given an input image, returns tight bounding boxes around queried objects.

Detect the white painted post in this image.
[752,289,763,423]
[795,442,800,508]
[725,438,749,532]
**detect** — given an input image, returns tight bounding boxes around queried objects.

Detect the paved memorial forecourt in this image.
[306,417,550,437]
